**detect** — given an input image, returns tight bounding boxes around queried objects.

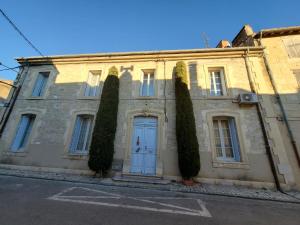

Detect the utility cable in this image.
[0,8,44,56]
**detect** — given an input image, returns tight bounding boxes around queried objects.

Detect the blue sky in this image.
[1,0,299,80]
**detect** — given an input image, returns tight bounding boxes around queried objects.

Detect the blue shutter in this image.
[32,73,48,97]
[229,118,241,161]
[11,115,35,151]
[69,116,82,152]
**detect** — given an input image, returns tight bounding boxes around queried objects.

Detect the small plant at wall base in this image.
[88,66,119,177]
[174,61,200,184]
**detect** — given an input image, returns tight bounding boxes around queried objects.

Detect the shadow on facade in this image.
[0,62,299,187]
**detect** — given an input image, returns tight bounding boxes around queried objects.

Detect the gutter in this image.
[16,47,264,64]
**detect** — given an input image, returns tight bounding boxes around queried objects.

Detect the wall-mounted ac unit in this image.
[238,93,258,105]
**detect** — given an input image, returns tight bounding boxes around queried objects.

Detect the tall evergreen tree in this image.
[88,66,119,176]
[175,61,200,180]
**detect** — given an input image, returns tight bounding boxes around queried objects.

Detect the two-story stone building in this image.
[0,25,299,190]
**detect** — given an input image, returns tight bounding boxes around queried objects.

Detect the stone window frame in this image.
[206,110,249,169]
[122,109,165,177]
[63,109,96,159]
[78,69,103,99]
[137,68,158,99]
[203,64,233,99]
[25,67,55,100]
[4,108,44,157]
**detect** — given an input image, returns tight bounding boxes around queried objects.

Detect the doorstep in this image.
[112,174,171,185]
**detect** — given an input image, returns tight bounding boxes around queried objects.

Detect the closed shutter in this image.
[32,73,49,97]
[229,118,241,162]
[11,115,35,151]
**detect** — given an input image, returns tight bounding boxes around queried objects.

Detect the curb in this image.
[1,171,300,204]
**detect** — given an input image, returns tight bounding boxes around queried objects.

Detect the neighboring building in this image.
[0,25,299,191]
[0,79,13,123]
[0,79,13,101]
[232,25,300,190]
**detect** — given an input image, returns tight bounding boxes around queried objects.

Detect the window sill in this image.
[4,151,27,157]
[136,96,158,100]
[206,96,234,100]
[212,161,249,169]
[77,96,100,100]
[63,154,88,160]
[26,97,46,100]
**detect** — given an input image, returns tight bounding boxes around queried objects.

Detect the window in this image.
[32,72,49,97]
[69,115,94,154]
[84,71,101,97]
[283,37,300,58]
[11,114,36,152]
[140,71,154,96]
[210,70,225,96]
[293,70,300,88]
[213,117,240,162]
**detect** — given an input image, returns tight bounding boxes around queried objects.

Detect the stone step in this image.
[112,174,171,185]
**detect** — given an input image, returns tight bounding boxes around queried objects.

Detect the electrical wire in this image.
[0,63,21,72]
[0,8,44,56]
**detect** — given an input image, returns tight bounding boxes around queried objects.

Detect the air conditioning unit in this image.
[238,93,258,105]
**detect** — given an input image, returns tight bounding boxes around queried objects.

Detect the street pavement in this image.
[0,175,300,225]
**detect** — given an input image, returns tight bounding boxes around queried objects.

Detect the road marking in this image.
[48,187,212,218]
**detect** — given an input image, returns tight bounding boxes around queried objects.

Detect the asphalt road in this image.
[0,175,300,225]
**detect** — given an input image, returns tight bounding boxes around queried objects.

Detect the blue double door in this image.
[130,117,157,175]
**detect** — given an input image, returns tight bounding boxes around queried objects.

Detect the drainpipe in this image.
[257,34,300,167]
[0,62,29,138]
[243,49,282,191]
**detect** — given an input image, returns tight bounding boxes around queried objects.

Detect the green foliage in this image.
[88,66,119,176]
[175,61,200,179]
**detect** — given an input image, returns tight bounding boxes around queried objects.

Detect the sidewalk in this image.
[0,167,300,203]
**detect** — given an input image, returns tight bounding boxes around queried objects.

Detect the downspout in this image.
[258,34,300,167]
[243,48,282,191]
[0,62,29,138]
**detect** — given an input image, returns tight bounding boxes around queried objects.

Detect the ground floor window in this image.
[69,115,94,154]
[11,114,36,152]
[213,116,241,162]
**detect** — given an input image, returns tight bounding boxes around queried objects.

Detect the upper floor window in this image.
[293,70,300,88]
[69,115,94,154]
[210,70,226,96]
[84,71,101,97]
[213,116,240,162]
[11,114,36,152]
[140,70,154,96]
[32,72,49,97]
[283,37,300,58]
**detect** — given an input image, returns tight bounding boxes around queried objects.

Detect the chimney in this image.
[216,40,231,48]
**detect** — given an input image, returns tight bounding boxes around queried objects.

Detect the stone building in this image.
[232,25,300,190]
[0,79,13,124]
[0,25,299,191]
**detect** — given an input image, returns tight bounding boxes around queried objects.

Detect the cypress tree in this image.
[175,61,200,180]
[88,66,119,176]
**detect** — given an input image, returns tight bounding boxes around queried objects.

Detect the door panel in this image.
[130,125,144,174]
[131,117,157,175]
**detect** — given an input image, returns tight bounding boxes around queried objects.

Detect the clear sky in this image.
[1,0,299,80]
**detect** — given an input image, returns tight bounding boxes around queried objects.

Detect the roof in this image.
[16,47,264,65]
[254,26,300,38]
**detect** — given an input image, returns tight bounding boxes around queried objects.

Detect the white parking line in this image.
[48,187,212,218]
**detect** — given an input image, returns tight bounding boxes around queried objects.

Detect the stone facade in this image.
[233,25,300,190]
[0,41,298,190]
